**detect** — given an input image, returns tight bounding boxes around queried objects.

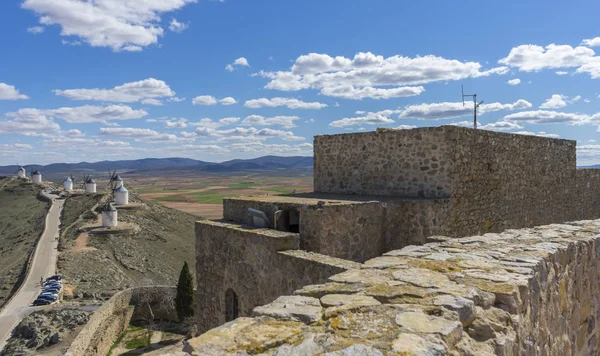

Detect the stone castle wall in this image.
[444,127,578,236]
[187,219,600,355]
[314,127,453,198]
[313,126,600,237]
[195,220,360,333]
[64,286,176,356]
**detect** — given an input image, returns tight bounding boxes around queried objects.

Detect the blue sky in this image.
[1,0,600,165]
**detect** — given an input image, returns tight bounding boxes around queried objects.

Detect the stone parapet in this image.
[187,219,600,355]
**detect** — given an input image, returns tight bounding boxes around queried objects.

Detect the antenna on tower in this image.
[461,85,484,129]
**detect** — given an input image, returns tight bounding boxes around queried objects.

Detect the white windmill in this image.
[114,185,129,205]
[31,170,43,185]
[15,166,26,178]
[101,203,118,227]
[83,175,97,194]
[63,172,75,191]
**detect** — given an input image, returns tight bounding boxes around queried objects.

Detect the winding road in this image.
[0,188,64,351]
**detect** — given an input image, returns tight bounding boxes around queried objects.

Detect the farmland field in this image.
[127,172,313,220]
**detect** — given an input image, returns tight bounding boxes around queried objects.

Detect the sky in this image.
[1,0,600,166]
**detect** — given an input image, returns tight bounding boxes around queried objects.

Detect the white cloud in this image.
[241,115,300,128]
[168,18,188,33]
[168,96,185,102]
[570,95,581,103]
[0,143,33,150]
[585,98,591,103]
[555,71,569,75]
[0,83,29,100]
[581,37,600,47]
[219,97,237,105]
[21,0,197,51]
[499,44,594,72]
[329,110,396,128]
[504,110,590,125]
[6,105,147,124]
[189,117,240,129]
[227,142,312,154]
[64,129,85,137]
[99,127,184,142]
[589,139,597,143]
[539,94,567,109]
[54,78,174,103]
[244,97,327,109]
[165,118,188,128]
[0,110,60,134]
[27,26,44,34]
[192,95,217,105]
[257,52,507,100]
[507,78,521,86]
[225,57,250,71]
[399,99,531,120]
[479,121,524,131]
[141,98,163,106]
[320,85,425,100]
[395,125,416,130]
[187,125,304,142]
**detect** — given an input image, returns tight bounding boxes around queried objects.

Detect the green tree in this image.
[175,261,195,322]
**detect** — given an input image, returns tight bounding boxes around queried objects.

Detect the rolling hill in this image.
[0,155,313,182]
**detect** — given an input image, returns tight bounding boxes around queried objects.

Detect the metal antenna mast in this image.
[462,85,484,129]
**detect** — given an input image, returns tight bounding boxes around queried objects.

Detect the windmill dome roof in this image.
[33,170,41,175]
[102,203,117,212]
[86,178,96,184]
[114,175,123,181]
[64,177,72,182]
[18,167,25,171]
[114,185,128,193]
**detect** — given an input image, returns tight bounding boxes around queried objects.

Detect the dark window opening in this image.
[275,209,300,233]
[225,288,239,322]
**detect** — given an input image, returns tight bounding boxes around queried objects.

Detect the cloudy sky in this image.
[1,0,600,166]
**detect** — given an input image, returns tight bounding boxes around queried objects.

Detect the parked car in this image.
[43,287,60,294]
[37,294,58,302]
[40,292,58,298]
[46,275,62,282]
[32,298,52,306]
[45,282,62,288]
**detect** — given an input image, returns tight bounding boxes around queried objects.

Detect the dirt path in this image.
[0,189,63,351]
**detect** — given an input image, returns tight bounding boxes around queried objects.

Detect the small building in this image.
[63,177,73,191]
[32,171,42,184]
[101,203,118,227]
[114,185,129,205]
[16,167,26,178]
[114,175,123,189]
[85,178,97,193]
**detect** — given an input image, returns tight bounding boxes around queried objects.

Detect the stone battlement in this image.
[188,219,600,355]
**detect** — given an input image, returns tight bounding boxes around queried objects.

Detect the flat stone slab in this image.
[252,296,322,324]
[395,311,463,346]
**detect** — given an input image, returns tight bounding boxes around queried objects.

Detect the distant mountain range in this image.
[0,155,313,181]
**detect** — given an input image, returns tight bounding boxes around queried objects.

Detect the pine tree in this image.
[175,261,195,322]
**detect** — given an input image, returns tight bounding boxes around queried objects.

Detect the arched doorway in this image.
[225,288,239,322]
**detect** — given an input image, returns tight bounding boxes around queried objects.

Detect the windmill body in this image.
[101,203,118,227]
[114,185,129,205]
[85,178,97,193]
[114,175,124,189]
[32,171,42,184]
[63,177,73,191]
[16,167,26,178]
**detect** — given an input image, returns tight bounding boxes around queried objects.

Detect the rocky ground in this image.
[57,187,197,299]
[0,177,49,308]
[1,309,92,356]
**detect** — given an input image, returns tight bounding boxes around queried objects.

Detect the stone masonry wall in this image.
[64,286,176,356]
[314,127,453,198]
[444,127,578,237]
[195,220,360,333]
[575,169,600,220]
[186,219,600,356]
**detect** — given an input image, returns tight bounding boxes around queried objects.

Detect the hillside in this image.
[0,155,313,182]
[0,177,50,308]
[56,187,197,299]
